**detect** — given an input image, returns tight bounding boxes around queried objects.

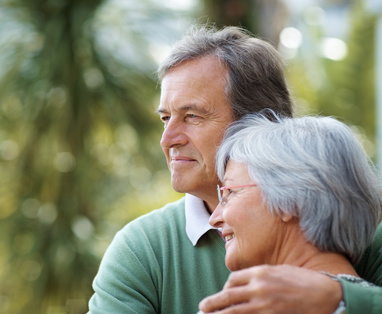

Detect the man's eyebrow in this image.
[179,104,210,115]
[156,104,210,115]
[155,108,168,115]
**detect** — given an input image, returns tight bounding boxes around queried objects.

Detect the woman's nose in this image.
[209,204,224,228]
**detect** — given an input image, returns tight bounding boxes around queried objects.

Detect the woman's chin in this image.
[225,256,240,271]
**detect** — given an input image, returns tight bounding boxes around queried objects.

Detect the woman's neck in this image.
[291,249,358,276]
[274,222,358,277]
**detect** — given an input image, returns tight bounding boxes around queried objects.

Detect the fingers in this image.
[223,269,251,289]
[224,265,273,289]
[199,302,268,314]
[199,286,250,313]
[199,266,273,313]
[199,286,287,314]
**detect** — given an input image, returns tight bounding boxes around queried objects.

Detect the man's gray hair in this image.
[157,24,293,119]
[216,112,382,264]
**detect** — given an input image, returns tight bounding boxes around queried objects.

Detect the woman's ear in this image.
[280,212,293,223]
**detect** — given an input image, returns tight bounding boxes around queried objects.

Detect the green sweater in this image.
[89,197,230,314]
[89,197,382,313]
[344,221,382,313]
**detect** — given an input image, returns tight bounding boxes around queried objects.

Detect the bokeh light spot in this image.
[54,152,76,172]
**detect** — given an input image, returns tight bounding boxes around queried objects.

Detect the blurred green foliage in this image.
[287,0,377,158]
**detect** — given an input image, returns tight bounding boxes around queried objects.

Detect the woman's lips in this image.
[223,233,235,242]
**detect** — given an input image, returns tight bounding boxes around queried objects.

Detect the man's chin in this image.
[171,184,188,194]
[171,178,194,194]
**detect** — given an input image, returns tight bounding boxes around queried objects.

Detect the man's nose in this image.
[209,204,224,228]
[160,119,187,149]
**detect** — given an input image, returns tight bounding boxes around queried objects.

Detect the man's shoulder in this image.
[356,222,382,285]
[103,196,193,269]
[129,196,186,227]
[366,222,382,260]
[373,222,382,244]
[116,196,187,242]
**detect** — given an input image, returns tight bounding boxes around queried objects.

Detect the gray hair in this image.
[216,112,382,264]
[157,24,293,119]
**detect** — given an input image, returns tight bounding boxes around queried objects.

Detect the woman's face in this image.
[210,160,285,271]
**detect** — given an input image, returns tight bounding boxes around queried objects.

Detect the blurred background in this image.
[0,0,380,313]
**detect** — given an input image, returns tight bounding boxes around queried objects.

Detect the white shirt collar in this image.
[185,193,219,246]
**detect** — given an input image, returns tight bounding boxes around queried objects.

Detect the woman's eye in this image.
[223,189,233,199]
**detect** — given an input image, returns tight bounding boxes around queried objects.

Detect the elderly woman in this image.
[209,112,382,281]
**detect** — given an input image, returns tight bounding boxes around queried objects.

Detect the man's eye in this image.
[160,116,170,128]
[187,114,198,119]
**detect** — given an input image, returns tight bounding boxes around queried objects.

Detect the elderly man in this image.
[89,25,382,314]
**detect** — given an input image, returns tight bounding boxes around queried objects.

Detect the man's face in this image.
[157,56,233,211]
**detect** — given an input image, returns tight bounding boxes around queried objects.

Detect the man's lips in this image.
[170,156,196,162]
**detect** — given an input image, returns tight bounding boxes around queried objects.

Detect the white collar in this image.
[185,193,219,246]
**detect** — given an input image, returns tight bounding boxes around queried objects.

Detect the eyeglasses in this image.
[217,184,257,206]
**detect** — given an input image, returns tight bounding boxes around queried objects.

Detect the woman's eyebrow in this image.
[223,178,233,184]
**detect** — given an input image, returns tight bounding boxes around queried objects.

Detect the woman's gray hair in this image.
[216,112,382,264]
[157,24,293,119]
